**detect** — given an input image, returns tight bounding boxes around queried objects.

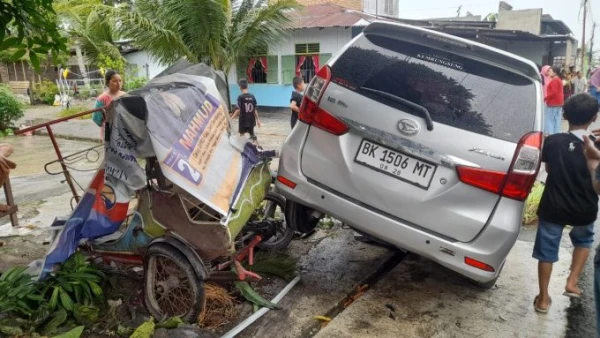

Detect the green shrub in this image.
[33,81,59,105]
[0,85,24,130]
[124,77,148,91]
[58,105,92,120]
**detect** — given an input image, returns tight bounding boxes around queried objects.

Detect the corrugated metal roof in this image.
[289,4,377,29]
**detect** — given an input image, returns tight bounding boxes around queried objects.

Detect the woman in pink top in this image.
[540,65,551,97]
[93,70,126,137]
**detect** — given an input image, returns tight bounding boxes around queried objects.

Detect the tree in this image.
[106,0,298,75]
[54,0,125,87]
[0,0,68,71]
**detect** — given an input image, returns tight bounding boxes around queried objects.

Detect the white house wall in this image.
[123,51,168,79]
[228,27,354,107]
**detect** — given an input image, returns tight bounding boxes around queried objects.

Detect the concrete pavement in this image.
[315,232,572,338]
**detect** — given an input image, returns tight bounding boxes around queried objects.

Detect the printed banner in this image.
[39,169,130,277]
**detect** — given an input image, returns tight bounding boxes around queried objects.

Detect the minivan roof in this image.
[362,21,542,82]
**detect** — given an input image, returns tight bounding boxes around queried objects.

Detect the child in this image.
[290,76,305,129]
[533,93,600,314]
[231,79,261,139]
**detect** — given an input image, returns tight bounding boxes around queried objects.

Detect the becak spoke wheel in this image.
[144,244,205,323]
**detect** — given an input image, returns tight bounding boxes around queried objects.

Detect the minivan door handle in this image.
[360,87,434,131]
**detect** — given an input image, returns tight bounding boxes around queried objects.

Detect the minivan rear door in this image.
[299,23,540,242]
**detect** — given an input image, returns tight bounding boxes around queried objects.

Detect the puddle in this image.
[6,135,102,177]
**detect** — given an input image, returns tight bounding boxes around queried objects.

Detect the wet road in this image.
[565,228,598,338]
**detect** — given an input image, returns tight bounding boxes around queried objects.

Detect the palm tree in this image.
[106,0,298,75]
[54,0,124,86]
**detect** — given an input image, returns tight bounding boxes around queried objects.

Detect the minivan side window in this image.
[330,35,537,143]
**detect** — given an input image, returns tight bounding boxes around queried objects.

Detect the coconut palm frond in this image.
[162,0,227,65]
[104,3,194,64]
[227,0,298,71]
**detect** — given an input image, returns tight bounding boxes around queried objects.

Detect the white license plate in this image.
[355,139,437,189]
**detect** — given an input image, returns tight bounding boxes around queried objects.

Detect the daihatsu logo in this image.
[397,119,420,136]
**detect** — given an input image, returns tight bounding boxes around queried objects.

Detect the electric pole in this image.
[581,0,588,70]
[590,22,596,66]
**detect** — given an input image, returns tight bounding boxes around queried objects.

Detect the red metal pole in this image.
[14,107,106,202]
[46,125,81,202]
[15,107,105,136]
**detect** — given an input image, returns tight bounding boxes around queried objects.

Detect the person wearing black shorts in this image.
[290,76,305,129]
[231,79,261,139]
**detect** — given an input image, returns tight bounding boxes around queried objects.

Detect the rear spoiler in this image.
[362,21,542,82]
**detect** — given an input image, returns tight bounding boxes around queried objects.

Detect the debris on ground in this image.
[235,281,281,310]
[0,252,105,336]
[129,317,155,338]
[249,252,298,282]
[53,325,85,338]
[314,316,331,322]
[198,283,236,328]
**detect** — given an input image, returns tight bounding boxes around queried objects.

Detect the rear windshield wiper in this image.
[360,87,434,131]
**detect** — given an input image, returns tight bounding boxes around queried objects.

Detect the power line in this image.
[582,0,588,69]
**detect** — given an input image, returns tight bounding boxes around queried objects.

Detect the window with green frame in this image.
[282,53,332,84]
[236,55,278,84]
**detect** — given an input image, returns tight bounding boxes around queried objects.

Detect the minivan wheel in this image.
[285,200,321,233]
[473,276,498,290]
[471,262,504,290]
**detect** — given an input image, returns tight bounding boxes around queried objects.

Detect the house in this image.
[228,3,381,107]
[398,1,578,69]
[229,1,579,108]
[56,0,575,108]
[117,40,167,80]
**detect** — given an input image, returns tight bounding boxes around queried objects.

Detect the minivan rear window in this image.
[330,35,537,142]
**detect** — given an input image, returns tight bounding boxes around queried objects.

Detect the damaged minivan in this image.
[276,21,543,287]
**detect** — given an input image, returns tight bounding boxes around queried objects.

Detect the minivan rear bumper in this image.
[276,124,523,283]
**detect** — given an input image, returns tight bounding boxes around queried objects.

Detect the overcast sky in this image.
[398,0,599,49]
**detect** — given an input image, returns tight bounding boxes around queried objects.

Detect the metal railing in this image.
[15,107,106,203]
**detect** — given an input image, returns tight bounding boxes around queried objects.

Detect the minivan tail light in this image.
[299,66,349,136]
[465,257,495,272]
[456,132,542,201]
[501,132,542,200]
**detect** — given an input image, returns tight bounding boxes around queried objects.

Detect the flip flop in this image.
[534,296,552,314]
[563,291,582,299]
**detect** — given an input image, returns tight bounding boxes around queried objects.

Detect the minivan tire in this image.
[471,262,504,290]
[285,200,321,233]
[473,276,498,290]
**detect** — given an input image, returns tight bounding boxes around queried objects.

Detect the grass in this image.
[523,181,544,226]
[58,105,93,120]
[318,216,336,230]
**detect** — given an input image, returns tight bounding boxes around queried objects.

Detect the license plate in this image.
[354,139,437,189]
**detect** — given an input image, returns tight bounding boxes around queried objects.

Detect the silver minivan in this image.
[276,21,543,287]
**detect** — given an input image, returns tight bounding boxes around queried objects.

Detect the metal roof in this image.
[289,4,378,29]
[541,19,573,36]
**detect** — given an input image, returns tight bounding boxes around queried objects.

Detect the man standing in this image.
[573,71,588,95]
[589,67,600,104]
